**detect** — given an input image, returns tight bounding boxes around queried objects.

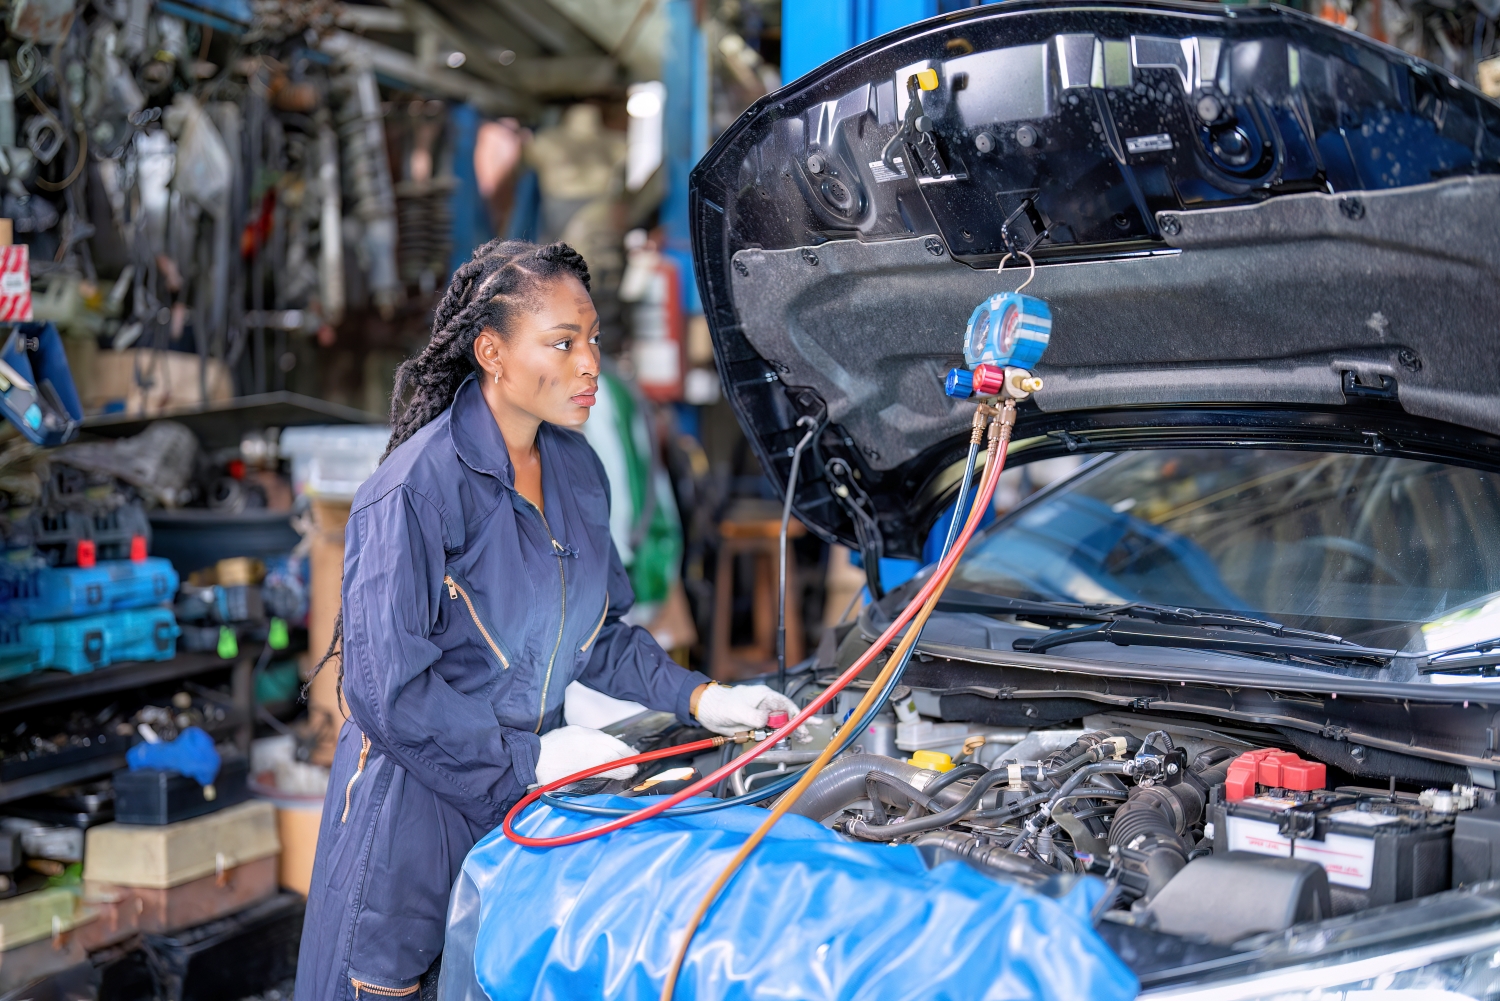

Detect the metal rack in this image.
[0,651,258,806]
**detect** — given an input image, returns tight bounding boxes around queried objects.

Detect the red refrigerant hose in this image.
[502,409,1007,849]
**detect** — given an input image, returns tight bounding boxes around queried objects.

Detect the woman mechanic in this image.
[295,241,803,1001]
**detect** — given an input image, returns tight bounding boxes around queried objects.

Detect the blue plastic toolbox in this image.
[0,558,179,622]
[0,620,42,681]
[0,608,179,675]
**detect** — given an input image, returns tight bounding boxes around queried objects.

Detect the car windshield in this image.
[949,448,1500,656]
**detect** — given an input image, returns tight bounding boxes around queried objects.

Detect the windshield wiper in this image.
[935,589,1113,622]
[939,590,1349,643]
[1012,619,1395,666]
[1418,646,1500,676]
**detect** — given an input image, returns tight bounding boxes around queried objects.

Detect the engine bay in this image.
[807,706,1494,946]
[607,686,1500,964]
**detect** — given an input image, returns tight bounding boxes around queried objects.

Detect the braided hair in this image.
[385,239,591,458]
[307,240,592,712]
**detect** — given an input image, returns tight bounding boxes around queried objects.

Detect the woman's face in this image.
[474,274,600,429]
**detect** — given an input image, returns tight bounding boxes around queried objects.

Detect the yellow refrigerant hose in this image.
[660,401,1016,1001]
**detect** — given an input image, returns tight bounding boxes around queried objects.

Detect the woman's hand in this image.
[692,684,811,742]
[534,725,639,786]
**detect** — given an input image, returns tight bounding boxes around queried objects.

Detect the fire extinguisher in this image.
[627,249,685,403]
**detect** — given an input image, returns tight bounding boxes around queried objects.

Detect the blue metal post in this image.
[660,0,706,313]
[784,0,1003,82]
[447,103,495,275]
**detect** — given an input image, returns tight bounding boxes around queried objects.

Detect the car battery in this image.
[0,558,178,621]
[1212,795,1452,906]
[1210,748,1452,907]
[0,607,180,675]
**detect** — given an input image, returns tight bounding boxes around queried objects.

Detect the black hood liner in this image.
[690,0,1500,560]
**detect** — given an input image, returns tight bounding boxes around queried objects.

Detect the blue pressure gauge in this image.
[963,291,1052,370]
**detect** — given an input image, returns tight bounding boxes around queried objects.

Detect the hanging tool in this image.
[881,68,946,179]
[945,251,1049,400]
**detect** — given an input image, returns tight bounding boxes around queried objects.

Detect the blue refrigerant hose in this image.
[540,437,985,819]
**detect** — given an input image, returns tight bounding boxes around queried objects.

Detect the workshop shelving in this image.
[0,650,259,806]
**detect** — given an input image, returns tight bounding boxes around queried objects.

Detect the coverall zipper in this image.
[341,732,372,822]
[580,593,608,652]
[523,499,567,733]
[443,574,510,668]
[349,978,419,997]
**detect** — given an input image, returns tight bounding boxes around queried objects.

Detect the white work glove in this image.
[533,725,638,787]
[694,684,811,742]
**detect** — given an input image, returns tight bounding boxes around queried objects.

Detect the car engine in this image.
[694,694,1500,948]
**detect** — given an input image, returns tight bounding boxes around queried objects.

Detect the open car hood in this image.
[690,0,1500,560]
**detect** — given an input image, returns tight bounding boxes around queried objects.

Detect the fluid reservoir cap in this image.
[908,749,955,772]
[943,368,974,398]
[767,710,790,730]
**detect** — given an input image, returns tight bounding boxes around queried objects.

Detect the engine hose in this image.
[1042,729,1142,776]
[913,831,1057,883]
[503,407,1000,853]
[866,771,936,823]
[1012,761,1132,850]
[1042,762,1133,815]
[968,790,1050,822]
[659,404,1014,1001]
[783,753,941,823]
[525,410,992,827]
[1109,789,1192,851]
[1106,761,1231,902]
[924,762,988,797]
[842,762,1019,841]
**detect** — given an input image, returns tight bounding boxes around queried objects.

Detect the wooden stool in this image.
[711,501,805,682]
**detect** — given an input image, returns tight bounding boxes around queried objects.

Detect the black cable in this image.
[777,416,821,693]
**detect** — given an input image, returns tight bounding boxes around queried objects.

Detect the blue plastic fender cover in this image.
[438,795,1138,1001]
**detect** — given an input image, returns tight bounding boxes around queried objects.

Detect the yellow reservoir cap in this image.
[915,68,940,91]
[908,750,955,772]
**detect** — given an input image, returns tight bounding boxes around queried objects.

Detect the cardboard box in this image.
[83,800,279,890]
[86,348,232,416]
[274,803,321,896]
[78,855,279,950]
[306,499,350,765]
[0,887,90,952]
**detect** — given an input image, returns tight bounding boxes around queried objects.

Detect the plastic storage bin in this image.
[114,756,250,825]
[279,424,389,500]
[0,619,43,680]
[24,503,150,567]
[0,607,180,675]
[0,557,178,621]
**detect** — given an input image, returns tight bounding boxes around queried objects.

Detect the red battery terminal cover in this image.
[1225,748,1327,802]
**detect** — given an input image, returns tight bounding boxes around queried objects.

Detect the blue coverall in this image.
[295,375,711,1001]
